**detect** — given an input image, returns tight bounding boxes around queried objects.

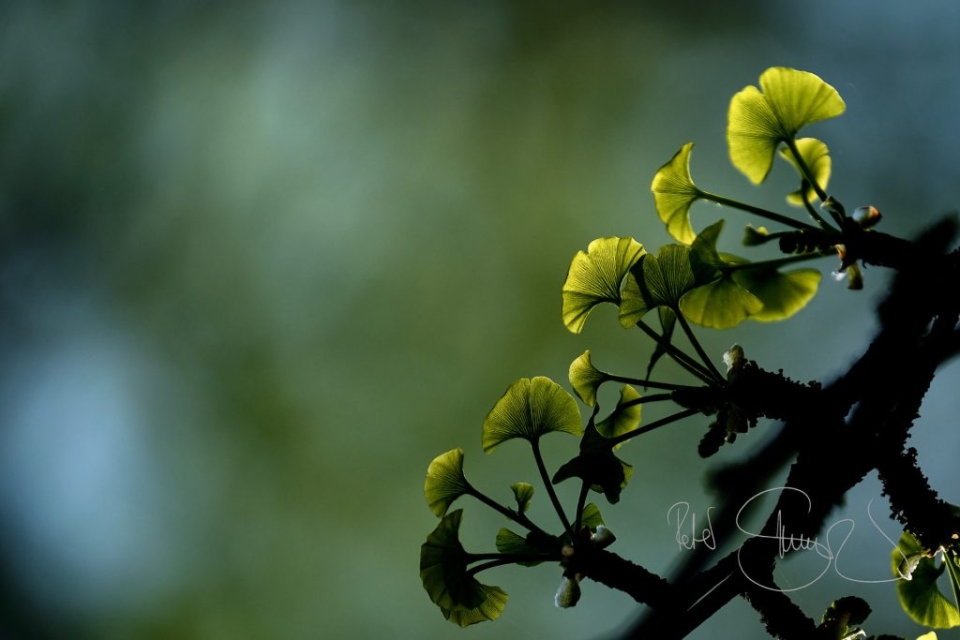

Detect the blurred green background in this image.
[2,2,959,638]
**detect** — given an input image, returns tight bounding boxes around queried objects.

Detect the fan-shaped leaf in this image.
[482,377,583,453]
[562,237,646,334]
[580,502,604,529]
[596,385,642,449]
[619,244,719,327]
[891,531,960,629]
[679,276,763,329]
[780,137,831,205]
[728,67,845,184]
[420,510,509,627]
[495,527,559,567]
[731,266,821,322]
[425,448,474,517]
[568,350,608,407]
[510,482,535,514]
[553,412,633,504]
[652,142,702,244]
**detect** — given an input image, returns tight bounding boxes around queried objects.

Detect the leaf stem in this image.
[574,481,590,534]
[699,190,817,232]
[636,319,716,384]
[609,408,700,446]
[532,440,574,537]
[784,137,828,203]
[720,252,829,274]
[605,373,692,392]
[800,183,836,231]
[467,554,557,576]
[468,487,551,538]
[674,311,724,382]
[619,392,674,408]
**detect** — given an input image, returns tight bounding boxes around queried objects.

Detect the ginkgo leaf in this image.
[596,385,642,449]
[510,482,535,514]
[780,137,831,205]
[420,510,509,627]
[568,350,608,407]
[730,266,821,322]
[482,377,583,453]
[728,67,845,184]
[679,275,763,329]
[891,531,960,629]
[553,410,633,504]
[425,448,474,517]
[580,503,604,529]
[619,244,719,327]
[562,237,646,334]
[495,527,559,567]
[820,595,871,633]
[652,142,702,244]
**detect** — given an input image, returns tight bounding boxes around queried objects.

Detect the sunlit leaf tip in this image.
[568,350,608,407]
[652,142,702,244]
[420,510,509,627]
[482,376,583,453]
[780,137,831,205]
[425,448,474,517]
[562,237,645,334]
[596,385,642,449]
[728,67,845,184]
[891,531,960,629]
[510,482,535,513]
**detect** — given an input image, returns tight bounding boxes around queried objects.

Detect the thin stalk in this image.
[532,440,573,537]
[467,555,558,576]
[721,252,828,273]
[784,137,828,202]
[574,481,590,533]
[700,190,817,231]
[609,408,700,446]
[468,488,550,538]
[619,392,673,408]
[636,318,715,384]
[801,184,835,231]
[605,373,692,392]
[674,312,724,382]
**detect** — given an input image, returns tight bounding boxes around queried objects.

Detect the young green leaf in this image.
[482,377,583,453]
[596,385,642,449]
[425,448,474,517]
[679,275,764,329]
[510,482,535,514]
[420,510,509,627]
[562,237,646,334]
[730,265,821,322]
[619,244,719,327]
[495,527,559,567]
[728,67,845,184]
[652,142,702,244]
[891,531,960,629]
[580,502,605,529]
[780,137,832,205]
[568,350,609,407]
[552,413,633,504]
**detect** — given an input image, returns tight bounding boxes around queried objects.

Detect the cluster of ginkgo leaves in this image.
[419,67,953,637]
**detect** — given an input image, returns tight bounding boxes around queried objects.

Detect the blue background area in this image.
[1,2,958,638]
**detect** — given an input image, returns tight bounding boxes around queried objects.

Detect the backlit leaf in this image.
[580,502,604,529]
[568,350,608,407]
[495,527,559,567]
[562,237,645,334]
[891,531,960,629]
[679,275,763,329]
[425,448,473,518]
[553,410,633,504]
[652,142,702,244]
[510,482,535,514]
[731,266,821,322]
[780,137,831,205]
[728,67,845,184]
[619,244,719,327]
[596,385,642,449]
[482,377,583,453]
[420,510,508,627]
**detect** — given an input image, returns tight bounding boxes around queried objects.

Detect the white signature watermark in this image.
[668,486,912,592]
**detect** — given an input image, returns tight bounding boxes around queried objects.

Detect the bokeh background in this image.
[2,2,959,639]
